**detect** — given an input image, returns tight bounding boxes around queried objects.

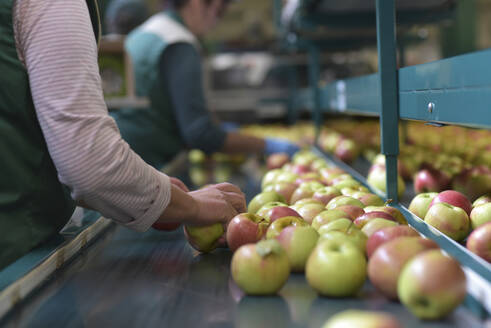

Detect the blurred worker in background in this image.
[0,0,246,270]
[104,0,149,35]
[111,0,300,169]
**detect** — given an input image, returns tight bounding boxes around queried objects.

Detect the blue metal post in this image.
[376,0,399,201]
[308,45,322,144]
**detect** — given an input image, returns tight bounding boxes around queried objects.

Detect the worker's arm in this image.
[160,43,300,157]
[13,0,243,229]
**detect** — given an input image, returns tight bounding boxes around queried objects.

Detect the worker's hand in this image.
[264,138,300,157]
[170,177,189,192]
[188,183,246,226]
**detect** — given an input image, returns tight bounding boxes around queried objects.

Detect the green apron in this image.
[0,0,101,270]
[112,11,199,168]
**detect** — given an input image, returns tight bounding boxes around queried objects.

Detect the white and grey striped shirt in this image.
[12,0,171,231]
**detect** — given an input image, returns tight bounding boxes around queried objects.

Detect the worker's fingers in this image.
[222,191,247,214]
[213,182,244,196]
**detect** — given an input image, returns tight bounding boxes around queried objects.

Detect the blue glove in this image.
[221,121,240,133]
[264,138,300,157]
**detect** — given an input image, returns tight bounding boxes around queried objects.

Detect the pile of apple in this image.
[409,191,491,263]
[183,150,468,322]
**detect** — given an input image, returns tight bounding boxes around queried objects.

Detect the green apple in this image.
[261,169,283,190]
[408,192,438,219]
[469,203,491,229]
[332,179,362,190]
[326,196,365,210]
[263,181,297,205]
[472,194,491,208]
[277,225,319,272]
[424,203,470,241]
[361,218,398,237]
[398,250,467,320]
[311,209,351,231]
[322,310,401,328]
[368,237,439,299]
[306,239,367,297]
[290,186,315,204]
[293,198,324,207]
[317,218,354,235]
[266,216,308,239]
[318,225,367,254]
[351,192,385,207]
[367,166,405,198]
[248,191,286,214]
[231,239,290,295]
[364,206,407,225]
[312,186,342,205]
[184,223,224,253]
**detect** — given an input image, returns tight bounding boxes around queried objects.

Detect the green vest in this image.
[112,12,199,168]
[0,0,101,270]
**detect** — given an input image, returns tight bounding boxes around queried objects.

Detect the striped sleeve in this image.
[12,0,172,231]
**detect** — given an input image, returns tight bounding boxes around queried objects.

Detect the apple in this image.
[334,139,359,163]
[336,205,365,220]
[306,239,367,297]
[452,165,491,201]
[361,218,399,237]
[311,158,329,171]
[311,209,350,231]
[352,192,385,207]
[466,222,491,262]
[312,186,342,205]
[367,165,405,198]
[248,191,286,214]
[261,169,283,190]
[152,221,181,231]
[266,216,308,239]
[295,172,322,186]
[364,206,407,225]
[366,225,419,258]
[473,194,491,208]
[267,153,290,170]
[226,213,269,252]
[277,226,319,272]
[275,171,299,185]
[290,186,315,204]
[398,250,466,320]
[295,203,326,224]
[256,201,288,218]
[469,203,491,229]
[292,150,317,166]
[317,218,354,235]
[430,190,472,216]
[354,211,398,228]
[413,167,450,193]
[424,203,470,241]
[318,224,367,254]
[263,206,302,223]
[368,237,439,299]
[263,181,297,204]
[332,179,362,191]
[319,167,345,185]
[184,223,224,253]
[231,239,290,295]
[408,192,438,219]
[322,310,401,328]
[330,174,356,186]
[326,196,365,210]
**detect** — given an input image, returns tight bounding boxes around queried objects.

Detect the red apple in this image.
[312,186,342,205]
[226,213,269,252]
[361,219,399,238]
[452,165,491,201]
[466,222,491,262]
[336,205,365,221]
[354,211,398,228]
[264,206,302,222]
[424,203,470,241]
[398,250,466,320]
[266,153,290,170]
[366,225,419,258]
[368,236,439,299]
[231,240,290,295]
[263,181,297,204]
[334,139,359,163]
[291,164,312,176]
[364,206,407,225]
[413,167,451,193]
[352,192,385,207]
[430,190,472,216]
